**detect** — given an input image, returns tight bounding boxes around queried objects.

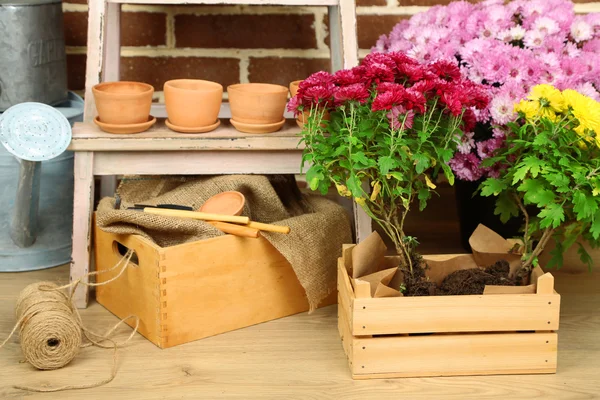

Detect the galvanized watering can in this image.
[0,93,82,271]
[0,0,69,111]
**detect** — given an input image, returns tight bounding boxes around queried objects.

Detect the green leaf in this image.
[577,242,593,272]
[519,179,555,206]
[441,164,455,186]
[533,132,553,147]
[437,148,453,163]
[352,151,371,167]
[512,164,529,184]
[545,173,570,193]
[539,203,565,229]
[522,156,545,178]
[591,210,600,240]
[388,171,404,181]
[418,188,431,211]
[573,190,598,220]
[378,156,398,175]
[413,153,430,174]
[546,238,564,269]
[346,174,363,197]
[480,178,507,197]
[494,192,520,223]
[306,166,324,191]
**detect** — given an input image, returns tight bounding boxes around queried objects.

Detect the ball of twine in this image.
[14,282,82,370]
[0,249,139,392]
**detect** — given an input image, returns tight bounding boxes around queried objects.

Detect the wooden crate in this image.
[337,245,560,379]
[93,223,335,348]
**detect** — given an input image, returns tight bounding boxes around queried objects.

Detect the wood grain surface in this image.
[1,264,599,399]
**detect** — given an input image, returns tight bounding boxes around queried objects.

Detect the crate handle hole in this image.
[113,241,139,267]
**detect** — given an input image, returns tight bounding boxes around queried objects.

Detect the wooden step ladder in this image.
[70,0,372,308]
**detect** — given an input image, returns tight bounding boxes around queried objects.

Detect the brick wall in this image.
[62,0,600,99]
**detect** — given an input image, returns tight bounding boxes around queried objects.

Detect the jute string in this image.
[0,250,140,392]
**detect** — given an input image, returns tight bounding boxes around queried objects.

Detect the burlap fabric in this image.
[96,175,352,310]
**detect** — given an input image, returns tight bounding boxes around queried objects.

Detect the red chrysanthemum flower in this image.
[461,108,477,132]
[403,88,426,113]
[301,83,335,107]
[429,59,462,82]
[334,83,370,104]
[334,66,365,86]
[362,52,397,71]
[372,88,405,111]
[363,62,396,86]
[300,71,335,90]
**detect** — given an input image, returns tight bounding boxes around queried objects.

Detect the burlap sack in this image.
[96,175,352,310]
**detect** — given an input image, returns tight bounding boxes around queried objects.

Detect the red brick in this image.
[175,14,317,49]
[67,54,86,91]
[358,15,408,49]
[357,0,387,5]
[63,12,88,47]
[121,12,167,47]
[120,57,240,91]
[248,57,330,86]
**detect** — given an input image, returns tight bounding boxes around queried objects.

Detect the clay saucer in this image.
[230,118,285,134]
[94,116,156,134]
[165,119,220,134]
[199,191,246,216]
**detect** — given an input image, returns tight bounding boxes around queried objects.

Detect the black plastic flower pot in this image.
[455,178,523,251]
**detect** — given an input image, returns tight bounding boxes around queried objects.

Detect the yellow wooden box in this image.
[93,223,335,348]
[337,245,561,379]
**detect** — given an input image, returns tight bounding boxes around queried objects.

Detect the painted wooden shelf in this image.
[69,119,304,151]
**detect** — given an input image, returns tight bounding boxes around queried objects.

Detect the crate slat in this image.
[353,293,560,335]
[350,332,558,378]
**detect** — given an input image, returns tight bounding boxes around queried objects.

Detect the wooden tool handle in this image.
[246,221,291,234]
[209,221,259,238]
[143,208,250,224]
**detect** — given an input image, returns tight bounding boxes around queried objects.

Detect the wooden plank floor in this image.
[1,264,599,399]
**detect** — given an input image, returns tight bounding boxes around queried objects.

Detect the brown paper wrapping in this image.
[348,224,529,296]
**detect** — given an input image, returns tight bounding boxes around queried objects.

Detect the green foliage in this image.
[479,109,600,270]
[300,100,465,270]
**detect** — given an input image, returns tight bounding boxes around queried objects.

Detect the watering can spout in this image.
[0,102,72,248]
[10,159,42,248]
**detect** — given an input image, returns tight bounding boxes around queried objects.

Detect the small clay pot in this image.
[92,81,154,125]
[228,83,288,125]
[164,79,223,130]
[199,191,245,216]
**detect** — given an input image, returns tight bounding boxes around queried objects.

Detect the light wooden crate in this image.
[337,245,560,379]
[93,223,335,348]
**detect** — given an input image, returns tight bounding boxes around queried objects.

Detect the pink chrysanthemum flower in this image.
[455,131,475,155]
[489,94,516,125]
[449,153,484,181]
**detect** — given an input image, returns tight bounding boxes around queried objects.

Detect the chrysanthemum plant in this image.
[291,53,489,273]
[480,84,600,272]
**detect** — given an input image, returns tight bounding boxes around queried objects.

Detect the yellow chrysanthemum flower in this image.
[528,84,565,113]
[514,99,539,121]
[562,89,600,135]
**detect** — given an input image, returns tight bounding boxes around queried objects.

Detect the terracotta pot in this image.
[164,79,223,129]
[289,80,301,97]
[228,83,288,125]
[92,81,154,125]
